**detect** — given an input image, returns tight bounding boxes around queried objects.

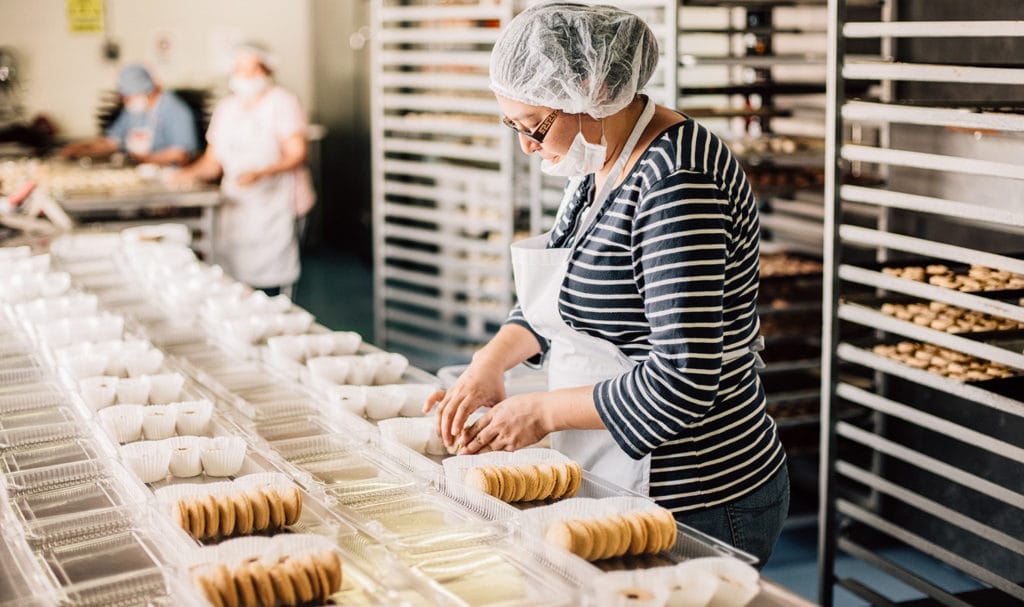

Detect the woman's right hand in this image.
[425,361,507,450]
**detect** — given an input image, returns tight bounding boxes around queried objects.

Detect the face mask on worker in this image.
[229,75,270,99]
[124,95,149,114]
[540,117,607,177]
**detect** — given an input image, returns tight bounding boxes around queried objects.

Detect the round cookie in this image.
[518,465,540,502]
[232,563,258,607]
[653,508,677,552]
[172,500,189,532]
[232,492,254,536]
[245,559,275,607]
[296,555,321,602]
[202,494,220,540]
[215,494,236,537]
[464,467,489,494]
[609,515,632,559]
[549,464,570,499]
[487,466,506,501]
[563,519,594,560]
[506,466,527,502]
[637,511,662,555]
[195,572,224,607]
[564,462,582,498]
[263,488,286,530]
[187,498,205,540]
[282,486,303,526]
[583,518,608,561]
[284,558,315,603]
[623,511,649,556]
[267,560,297,606]
[545,520,575,553]
[533,464,557,501]
[213,563,239,607]
[247,490,270,531]
[317,550,343,595]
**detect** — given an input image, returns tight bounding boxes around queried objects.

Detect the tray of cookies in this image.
[185,533,347,607]
[520,496,757,585]
[871,257,1024,298]
[153,472,354,547]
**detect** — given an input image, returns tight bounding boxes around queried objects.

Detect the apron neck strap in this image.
[579,96,657,235]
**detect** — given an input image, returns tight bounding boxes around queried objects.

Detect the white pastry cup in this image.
[115,376,151,405]
[166,436,208,478]
[199,436,247,477]
[174,400,214,435]
[679,557,758,607]
[98,404,145,443]
[79,376,119,411]
[364,386,406,420]
[142,404,179,440]
[121,441,172,484]
[328,385,368,416]
[147,373,185,404]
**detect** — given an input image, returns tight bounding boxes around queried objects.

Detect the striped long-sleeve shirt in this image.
[507,118,785,512]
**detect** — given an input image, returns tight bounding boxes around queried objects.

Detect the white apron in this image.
[511,99,656,495]
[212,100,300,288]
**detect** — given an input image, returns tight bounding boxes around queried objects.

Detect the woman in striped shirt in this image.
[425,2,788,564]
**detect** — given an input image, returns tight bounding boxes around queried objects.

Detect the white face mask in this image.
[229,76,270,99]
[540,121,607,177]
[124,96,149,114]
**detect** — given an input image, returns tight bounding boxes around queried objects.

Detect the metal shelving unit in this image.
[371,0,516,370]
[820,3,1024,605]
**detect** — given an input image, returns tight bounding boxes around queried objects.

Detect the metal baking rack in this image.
[370,0,518,370]
[819,5,1024,606]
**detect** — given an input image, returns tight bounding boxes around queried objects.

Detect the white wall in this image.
[0,0,313,137]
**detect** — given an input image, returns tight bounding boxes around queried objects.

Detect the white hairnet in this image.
[233,41,277,73]
[489,2,659,119]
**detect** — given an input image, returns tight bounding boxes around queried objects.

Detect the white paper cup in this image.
[148,373,185,404]
[121,441,172,483]
[364,386,406,420]
[115,376,151,405]
[167,436,206,477]
[99,404,145,443]
[665,565,720,607]
[378,418,430,453]
[394,383,440,417]
[127,349,165,377]
[200,436,247,476]
[62,352,111,379]
[328,385,367,417]
[175,400,214,435]
[307,356,352,385]
[346,357,375,386]
[369,352,409,385]
[79,376,118,411]
[142,404,178,440]
[682,558,759,607]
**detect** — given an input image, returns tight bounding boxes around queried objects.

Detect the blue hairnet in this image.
[490,2,659,118]
[117,63,155,95]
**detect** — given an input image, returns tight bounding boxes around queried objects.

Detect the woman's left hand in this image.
[458,392,550,455]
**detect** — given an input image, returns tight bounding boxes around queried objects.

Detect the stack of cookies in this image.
[194,550,341,607]
[545,507,678,561]
[871,341,1016,381]
[882,264,1024,293]
[464,461,582,503]
[172,484,303,541]
[880,301,1024,334]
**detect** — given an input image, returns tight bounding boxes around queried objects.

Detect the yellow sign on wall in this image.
[67,0,104,33]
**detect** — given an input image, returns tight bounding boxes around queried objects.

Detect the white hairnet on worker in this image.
[232,41,277,74]
[489,2,659,119]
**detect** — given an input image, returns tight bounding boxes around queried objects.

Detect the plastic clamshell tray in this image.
[0,383,70,415]
[340,487,487,545]
[5,459,148,530]
[0,518,59,607]
[268,433,412,496]
[389,529,577,607]
[0,421,115,475]
[0,405,79,432]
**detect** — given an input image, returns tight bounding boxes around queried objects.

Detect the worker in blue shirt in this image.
[62,63,198,166]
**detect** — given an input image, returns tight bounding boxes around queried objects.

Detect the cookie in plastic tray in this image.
[0,271,71,304]
[442,447,583,508]
[327,382,439,420]
[154,473,340,546]
[187,533,344,606]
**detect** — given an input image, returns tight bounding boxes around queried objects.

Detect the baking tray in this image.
[860,254,1024,300]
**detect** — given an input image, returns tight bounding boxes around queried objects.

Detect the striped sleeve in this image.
[593,170,730,459]
[504,303,550,358]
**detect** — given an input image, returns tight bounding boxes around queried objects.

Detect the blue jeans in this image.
[675,464,790,567]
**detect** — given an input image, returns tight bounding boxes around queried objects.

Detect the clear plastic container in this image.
[63,567,209,607]
[38,528,167,597]
[0,383,70,415]
[345,488,484,543]
[6,460,147,527]
[269,434,404,494]
[0,422,90,452]
[0,436,114,475]
[0,405,78,432]
[0,518,60,607]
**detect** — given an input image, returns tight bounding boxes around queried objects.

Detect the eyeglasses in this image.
[501,109,559,144]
